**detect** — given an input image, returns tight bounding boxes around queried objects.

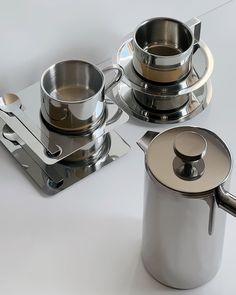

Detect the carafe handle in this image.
[215,185,236,217]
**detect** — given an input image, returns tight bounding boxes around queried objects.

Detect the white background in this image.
[0,1,236,294]
[0,0,230,95]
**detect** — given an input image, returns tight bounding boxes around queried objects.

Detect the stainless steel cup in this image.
[61,133,109,164]
[138,127,236,289]
[133,17,201,83]
[41,60,122,134]
[132,69,198,111]
[133,87,190,111]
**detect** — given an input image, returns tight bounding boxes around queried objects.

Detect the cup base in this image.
[61,133,110,165]
[40,106,107,135]
[133,89,190,112]
[112,80,212,124]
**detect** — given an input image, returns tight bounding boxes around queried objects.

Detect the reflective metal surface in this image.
[0,93,60,157]
[113,33,213,121]
[132,86,191,111]
[0,116,130,195]
[174,131,207,162]
[137,127,236,289]
[143,126,232,194]
[142,172,226,289]
[173,131,207,180]
[114,35,213,96]
[216,186,236,217]
[0,81,129,164]
[41,60,122,134]
[133,18,200,83]
[2,123,64,186]
[113,80,212,123]
[0,60,130,194]
[61,133,107,164]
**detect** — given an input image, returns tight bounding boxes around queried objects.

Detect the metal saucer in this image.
[114,34,214,96]
[111,34,213,123]
[112,80,212,123]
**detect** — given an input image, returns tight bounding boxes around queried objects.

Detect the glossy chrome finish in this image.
[2,124,64,186]
[41,60,122,134]
[173,131,207,180]
[61,133,107,164]
[215,185,236,217]
[112,80,212,123]
[0,81,129,165]
[142,127,233,194]
[142,172,226,289]
[133,17,201,83]
[137,131,159,152]
[0,116,130,195]
[133,86,190,111]
[0,94,60,157]
[115,35,213,96]
[138,127,236,289]
[174,131,207,162]
[185,17,201,50]
[113,34,213,119]
[0,59,130,194]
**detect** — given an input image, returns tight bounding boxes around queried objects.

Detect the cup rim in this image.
[40,59,105,104]
[133,17,194,59]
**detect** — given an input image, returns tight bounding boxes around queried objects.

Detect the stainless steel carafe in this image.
[137,126,236,289]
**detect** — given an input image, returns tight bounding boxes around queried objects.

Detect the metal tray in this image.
[0,82,128,165]
[0,62,130,194]
[0,115,130,195]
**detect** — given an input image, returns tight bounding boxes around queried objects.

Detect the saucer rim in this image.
[114,34,214,97]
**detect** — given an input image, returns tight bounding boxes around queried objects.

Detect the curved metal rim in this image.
[40,59,105,104]
[145,125,232,195]
[113,80,212,124]
[133,17,194,62]
[113,34,214,97]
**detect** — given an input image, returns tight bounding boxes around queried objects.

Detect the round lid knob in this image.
[174,131,207,162]
[145,126,232,194]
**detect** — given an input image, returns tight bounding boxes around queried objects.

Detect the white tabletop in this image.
[0,1,236,294]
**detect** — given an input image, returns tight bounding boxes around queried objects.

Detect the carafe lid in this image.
[146,126,231,194]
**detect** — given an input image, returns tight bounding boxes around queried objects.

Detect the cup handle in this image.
[102,65,123,126]
[102,65,123,95]
[185,17,201,52]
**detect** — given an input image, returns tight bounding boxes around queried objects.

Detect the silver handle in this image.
[102,65,123,126]
[185,17,201,52]
[215,185,236,217]
[102,65,123,94]
[137,131,159,152]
